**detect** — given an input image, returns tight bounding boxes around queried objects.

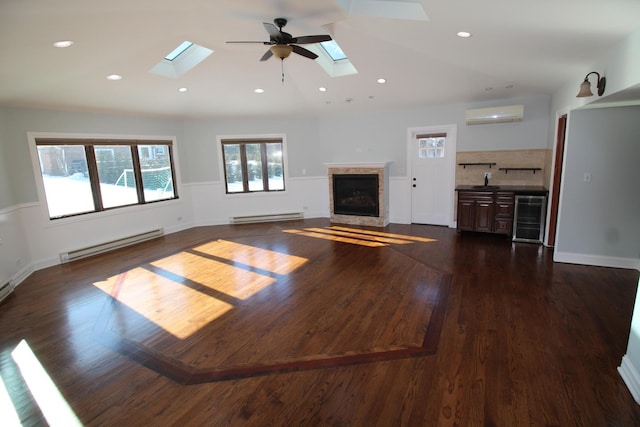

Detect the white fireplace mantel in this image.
[324,162,391,169]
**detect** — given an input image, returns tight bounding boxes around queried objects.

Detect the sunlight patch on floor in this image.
[11,340,82,427]
[284,226,438,247]
[192,239,308,275]
[330,226,438,243]
[0,375,21,426]
[283,229,387,247]
[150,249,278,299]
[93,239,309,339]
[94,267,234,339]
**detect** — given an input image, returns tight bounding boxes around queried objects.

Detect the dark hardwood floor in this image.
[1,218,639,426]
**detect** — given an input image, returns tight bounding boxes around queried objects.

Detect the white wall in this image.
[554,106,640,269]
[547,27,640,403]
[0,92,551,283]
[551,27,640,120]
[0,110,15,209]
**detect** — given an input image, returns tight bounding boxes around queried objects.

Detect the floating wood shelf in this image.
[458,162,496,169]
[499,167,542,174]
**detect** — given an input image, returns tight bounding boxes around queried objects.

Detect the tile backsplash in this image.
[456,149,552,187]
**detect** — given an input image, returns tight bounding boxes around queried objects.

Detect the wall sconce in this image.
[576,72,606,97]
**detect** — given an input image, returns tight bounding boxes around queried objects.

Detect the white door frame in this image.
[406,124,457,227]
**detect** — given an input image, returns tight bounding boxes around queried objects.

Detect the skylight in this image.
[150,41,213,79]
[320,40,347,61]
[164,41,193,61]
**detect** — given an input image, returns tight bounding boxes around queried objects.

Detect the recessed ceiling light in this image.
[377,78,386,84]
[178,87,188,93]
[457,31,472,38]
[254,88,264,94]
[106,74,122,81]
[53,40,74,48]
[319,87,327,92]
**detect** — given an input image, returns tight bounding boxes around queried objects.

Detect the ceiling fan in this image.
[226,18,332,61]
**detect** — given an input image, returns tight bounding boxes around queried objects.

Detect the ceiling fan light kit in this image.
[270,44,293,60]
[227,17,332,63]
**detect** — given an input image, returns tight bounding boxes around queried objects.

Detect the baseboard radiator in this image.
[60,228,164,263]
[0,281,13,304]
[231,212,303,224]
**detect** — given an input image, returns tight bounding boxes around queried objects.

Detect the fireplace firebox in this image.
[332,174,379,217]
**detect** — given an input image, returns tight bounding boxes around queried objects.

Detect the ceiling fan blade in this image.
[291,35,332,45]
[263,22,281,39]
[291,45,318,60]
[226,41,271,44]
[260,49,273,61]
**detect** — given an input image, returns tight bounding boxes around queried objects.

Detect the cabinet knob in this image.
[412,184,416,188]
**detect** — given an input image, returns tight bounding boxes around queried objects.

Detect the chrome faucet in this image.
[484,173,489,186]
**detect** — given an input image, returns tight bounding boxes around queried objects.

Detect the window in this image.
[417,133,446,158]
[35,138,178,219]
[221,138,285,194]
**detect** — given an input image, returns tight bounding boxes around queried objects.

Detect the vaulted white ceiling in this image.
[1,0,639,118]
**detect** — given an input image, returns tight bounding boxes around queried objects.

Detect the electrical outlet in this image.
[484,172,492,179]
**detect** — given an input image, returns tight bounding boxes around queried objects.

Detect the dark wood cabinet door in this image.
[457,200,475,230]
[474,200,494,232]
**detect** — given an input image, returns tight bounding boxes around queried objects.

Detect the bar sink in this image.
[471,185,500,189]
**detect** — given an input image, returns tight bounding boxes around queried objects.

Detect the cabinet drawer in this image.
[458,191,493,201]
[495,201,514,217]
[494,218,513,235]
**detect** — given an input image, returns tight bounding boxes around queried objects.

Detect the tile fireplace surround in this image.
[326,162,391,227]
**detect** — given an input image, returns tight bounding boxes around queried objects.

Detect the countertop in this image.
[455,185,548,195]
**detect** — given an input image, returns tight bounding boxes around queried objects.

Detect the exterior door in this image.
[409,125,457,226]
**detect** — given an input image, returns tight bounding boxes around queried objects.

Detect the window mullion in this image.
[168,145,179,198]
[240,144,249,192]
[260,144,269,191]
[131,145,145,203]
[85,145,104,211]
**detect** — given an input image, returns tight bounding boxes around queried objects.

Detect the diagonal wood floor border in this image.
[92,256,452,384]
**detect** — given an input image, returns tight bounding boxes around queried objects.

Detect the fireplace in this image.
[333,174,379,217]
[326,162,391,227]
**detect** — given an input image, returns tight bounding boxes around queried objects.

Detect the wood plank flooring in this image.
[1,218,639,426]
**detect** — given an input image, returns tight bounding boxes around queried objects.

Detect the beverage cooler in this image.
[513,195,546,243]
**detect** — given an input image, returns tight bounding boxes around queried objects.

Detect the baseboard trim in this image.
[619,355,640,404]
[554,251,640,271]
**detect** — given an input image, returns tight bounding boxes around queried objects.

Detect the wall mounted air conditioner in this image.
[465,104,524,125]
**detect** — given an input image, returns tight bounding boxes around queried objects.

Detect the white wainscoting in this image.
[18,195,193,272]
[6,175,419,286]
[0,204,37,289]
[389,177,412,224]
[188,176,330,227]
